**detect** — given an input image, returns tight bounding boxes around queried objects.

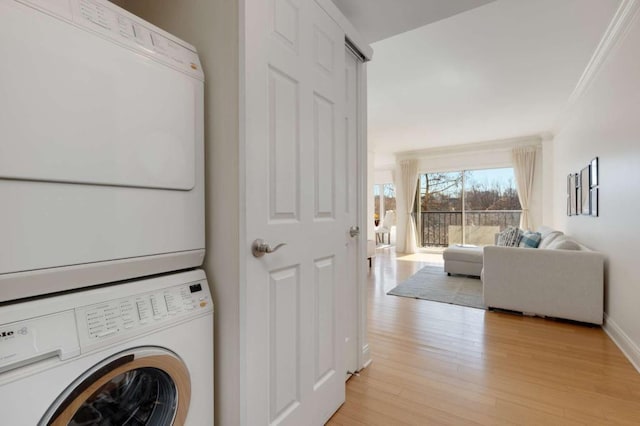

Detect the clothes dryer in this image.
[0,0,205,301]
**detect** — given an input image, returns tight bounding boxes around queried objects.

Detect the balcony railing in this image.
[420,210,522,247]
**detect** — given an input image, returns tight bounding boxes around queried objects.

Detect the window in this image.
[373,185,381,224]
[417,171,463,246]
[417,168,521,247]
[373,183,396,225]
[382,183,396,213]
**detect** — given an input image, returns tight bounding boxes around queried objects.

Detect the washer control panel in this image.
[76,280,211,347]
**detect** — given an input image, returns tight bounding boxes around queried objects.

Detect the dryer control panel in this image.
[14,0,203,79]
[76,279,212,351]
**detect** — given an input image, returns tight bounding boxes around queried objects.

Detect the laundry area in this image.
[0,0,374,424]
[0,0,213,423]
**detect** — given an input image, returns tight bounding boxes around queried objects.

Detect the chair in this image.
[375,210,396,245]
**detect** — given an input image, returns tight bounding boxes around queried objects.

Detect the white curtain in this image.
[512,146,537,230]
[400,159,419,254]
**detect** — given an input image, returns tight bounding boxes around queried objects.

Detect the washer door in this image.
[41,347,191,426]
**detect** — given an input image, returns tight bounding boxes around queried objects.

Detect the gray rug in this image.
[387,264,485,309]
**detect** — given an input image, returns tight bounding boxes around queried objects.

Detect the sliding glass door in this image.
[417,172,463,246]
[416,168,521,248]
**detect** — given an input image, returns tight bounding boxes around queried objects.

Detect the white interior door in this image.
[343,47,360,377]
[244,0,347,424]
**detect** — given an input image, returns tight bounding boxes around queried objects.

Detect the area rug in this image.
[387,264,485,309]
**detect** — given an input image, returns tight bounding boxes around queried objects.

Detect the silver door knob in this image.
[349,226,360,238]
[252,239,287,258]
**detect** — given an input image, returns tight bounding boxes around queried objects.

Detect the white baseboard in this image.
[603,313,640,373]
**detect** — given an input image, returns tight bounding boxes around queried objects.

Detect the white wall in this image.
[367,150,376,240]
[373,168,393,185]
[120,1,240,424]
[552,9,640,369]
[394,137,547,252]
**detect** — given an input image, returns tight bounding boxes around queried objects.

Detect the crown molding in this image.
[394,133,543,162]
[554,0,640,132]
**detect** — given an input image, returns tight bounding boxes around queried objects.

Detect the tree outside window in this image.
[417,168,521,247]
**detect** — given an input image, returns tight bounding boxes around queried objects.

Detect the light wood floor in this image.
[328,247,640,425]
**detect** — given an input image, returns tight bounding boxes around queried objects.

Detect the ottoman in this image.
[443,245,484,277]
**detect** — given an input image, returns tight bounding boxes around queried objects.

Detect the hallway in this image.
[328,248,640,425]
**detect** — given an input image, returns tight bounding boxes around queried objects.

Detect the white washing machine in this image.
[0,269,213,425]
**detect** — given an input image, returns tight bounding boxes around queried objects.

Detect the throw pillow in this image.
[519,231,542,248]
[496,227,522,247]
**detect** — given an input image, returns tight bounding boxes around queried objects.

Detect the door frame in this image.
[315,0,373,375]
[347,44,371,371]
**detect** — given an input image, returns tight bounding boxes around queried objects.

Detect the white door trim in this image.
[353,53,371,370]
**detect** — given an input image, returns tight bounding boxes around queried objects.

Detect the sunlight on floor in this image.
[394,252,443,264]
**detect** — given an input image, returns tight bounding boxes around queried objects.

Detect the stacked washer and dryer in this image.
[0,0,213,424]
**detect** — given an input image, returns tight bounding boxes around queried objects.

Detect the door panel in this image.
[313,94,336,219]
[314,28,335,74]
[245,0,346,424]
[269,266,301,422]
[273,0,299,51]
[313,256,336,387]
[268,67,301,222]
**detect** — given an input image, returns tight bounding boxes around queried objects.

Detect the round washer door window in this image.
[41,347,191,426]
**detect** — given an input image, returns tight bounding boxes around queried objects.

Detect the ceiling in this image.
[330,0,495,43]
[333,0,621,168]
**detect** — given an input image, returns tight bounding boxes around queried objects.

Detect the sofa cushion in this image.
[497,227,522,247]
[443,246,484,263]
[519,231,542,248]
[548,236,581,250]
[539,230,564,249]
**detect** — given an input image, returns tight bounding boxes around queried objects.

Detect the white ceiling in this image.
[354,0,620,168]
[330,0,495,43]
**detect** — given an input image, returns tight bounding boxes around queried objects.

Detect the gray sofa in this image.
[482,226,604,324]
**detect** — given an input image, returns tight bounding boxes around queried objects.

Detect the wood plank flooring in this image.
[327,247,640,425]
